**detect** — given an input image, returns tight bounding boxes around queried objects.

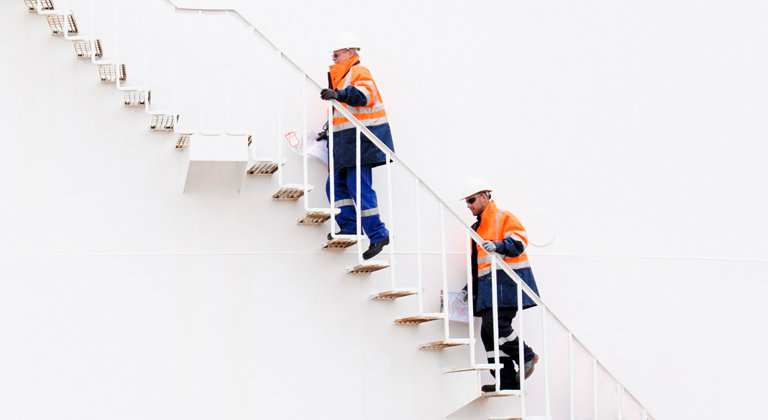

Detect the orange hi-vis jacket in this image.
[328,55,388,132]
[474,200,531,278]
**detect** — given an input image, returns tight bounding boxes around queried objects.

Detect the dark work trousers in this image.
[325,165,389,243]
[481,307,536,389]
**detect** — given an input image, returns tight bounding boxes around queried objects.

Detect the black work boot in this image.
[363,237,389,260]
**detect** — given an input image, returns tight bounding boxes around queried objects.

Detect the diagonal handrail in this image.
[135,2,660,418]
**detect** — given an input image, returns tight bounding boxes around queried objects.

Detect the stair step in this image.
[175,134,190,149]
[124,89,149,106]
[322,236,357,250]
[46,13,77,35]
[418,340,468,350]
[297,210,333,225]
[395,315,442,324]
[26,0,54,12]
[272,185,310,201]
[98,64,126,83]
[150,114,176,131]
[370,289,418,300]
[489,417,523,420]
[443,364,501,374]
[347,261,390,274]
[247,159,282,175]
[74,39,102,58]
[481,389,523,398]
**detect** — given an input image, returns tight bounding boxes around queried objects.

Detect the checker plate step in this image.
[395,315,442,324]
[418,341,467,350]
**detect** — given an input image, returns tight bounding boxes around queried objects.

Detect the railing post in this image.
[328,102,335,236]
[491,255,500,391]
[617,384,624,420]
[569,332,575,420]
[386,150,395,285]
[440,204,449,341]
[355,127,363,264]
[542,306,551,420]
[593,358,599,420]
[276,50,283,186]
[416,179,424,314]
[517,268,526,418]
[466,229,475,367]
[302,75,309,200]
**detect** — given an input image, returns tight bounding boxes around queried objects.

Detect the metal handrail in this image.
[147,2,660,418]
[28,1,655,418]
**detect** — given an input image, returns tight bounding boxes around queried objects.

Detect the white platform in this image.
[183,134,249,193]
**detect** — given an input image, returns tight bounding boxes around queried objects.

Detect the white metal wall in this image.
[2,1,767,419]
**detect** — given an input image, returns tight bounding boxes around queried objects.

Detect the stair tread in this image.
[418,340,467,350]
[273,185,311,201]
[481,389,523,398]
[347,261,390,274]
[297,210,334,225]
[395,315,442,324]
[370,289,418,300]
[322,237,357,249]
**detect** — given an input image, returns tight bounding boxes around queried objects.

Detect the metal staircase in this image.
[21,1,655,419]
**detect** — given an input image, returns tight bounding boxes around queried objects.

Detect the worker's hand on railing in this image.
[320,88,339,101]
[482,240,497,253]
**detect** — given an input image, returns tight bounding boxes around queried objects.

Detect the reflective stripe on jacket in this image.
[326,55,395,170]
[471,200,540,313]
[475,201,530,278]
[328,55,389,132]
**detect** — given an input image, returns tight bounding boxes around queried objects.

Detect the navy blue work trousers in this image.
[481,307,536,390]
[325,165,389,243]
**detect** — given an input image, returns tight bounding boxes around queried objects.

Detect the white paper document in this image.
[446,291,469,324]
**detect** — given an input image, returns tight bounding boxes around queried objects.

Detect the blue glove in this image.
[482,240,497,253]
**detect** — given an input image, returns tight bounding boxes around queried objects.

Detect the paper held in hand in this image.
[284,128,329,164]
[441,290,469,324]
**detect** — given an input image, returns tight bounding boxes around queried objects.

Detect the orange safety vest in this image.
[328,55,388,132]
[474,200,531,278]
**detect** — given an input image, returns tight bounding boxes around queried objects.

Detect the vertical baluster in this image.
[491,255,500,391]
[569,333,575,420]
[440,204,449,341]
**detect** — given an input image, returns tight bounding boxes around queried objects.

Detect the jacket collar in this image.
[477,200,499,227]
[328,55,360,88]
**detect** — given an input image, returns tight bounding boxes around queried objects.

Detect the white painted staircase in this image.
[19,2,655,420]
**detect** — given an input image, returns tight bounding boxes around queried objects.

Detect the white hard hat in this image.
[332,32,361,52]
[461,177,492,200]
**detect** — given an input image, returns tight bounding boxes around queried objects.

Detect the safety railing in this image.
[25,1,655,419]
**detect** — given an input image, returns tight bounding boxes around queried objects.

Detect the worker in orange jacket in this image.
[461,177,541,392]
[319,33,394,260]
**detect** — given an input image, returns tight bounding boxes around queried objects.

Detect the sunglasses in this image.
[466,194,481,204]
[332,49,349,58]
